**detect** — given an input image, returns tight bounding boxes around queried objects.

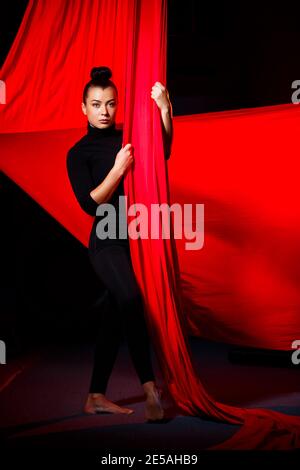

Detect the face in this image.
[82,86,118,129]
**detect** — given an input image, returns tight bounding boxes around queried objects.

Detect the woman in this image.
[66,66,173,420]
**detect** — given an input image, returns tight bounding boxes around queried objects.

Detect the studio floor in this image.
[0,337,299,453]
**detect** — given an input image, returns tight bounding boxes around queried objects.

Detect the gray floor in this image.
[0,338,299,451]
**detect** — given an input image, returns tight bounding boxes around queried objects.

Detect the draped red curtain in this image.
[1,0,300,450]
[0,0,130,132]
[174,105,300,351]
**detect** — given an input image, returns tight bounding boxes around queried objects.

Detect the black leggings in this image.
[88,243,155,393]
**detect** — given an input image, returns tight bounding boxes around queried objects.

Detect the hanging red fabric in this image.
[121,0,300,450]
[1,0,300,450]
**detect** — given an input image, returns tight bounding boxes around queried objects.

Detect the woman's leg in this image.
[87,243,164,419]
[89,291,123,394]
[88,244,155,387]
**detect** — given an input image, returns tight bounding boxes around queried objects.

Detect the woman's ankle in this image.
[142,380,157,396]
[89,393,106,399]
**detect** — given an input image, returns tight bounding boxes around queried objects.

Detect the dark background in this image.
[1,1,300,358]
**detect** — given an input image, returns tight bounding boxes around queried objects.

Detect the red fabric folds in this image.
[0,0,131,133]
[172,106,300,351]
[1,0,300,450]
[121,0,300,450]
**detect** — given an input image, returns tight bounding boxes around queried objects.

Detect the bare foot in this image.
[143,382,164,421]
[84,393,134,415]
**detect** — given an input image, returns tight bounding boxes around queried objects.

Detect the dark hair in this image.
[82,66,118,104]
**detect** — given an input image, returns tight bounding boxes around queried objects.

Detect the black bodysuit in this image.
[66,121,155,393]
[67,121,130,253]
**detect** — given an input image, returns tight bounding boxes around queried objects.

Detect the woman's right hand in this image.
[114,143,134,176]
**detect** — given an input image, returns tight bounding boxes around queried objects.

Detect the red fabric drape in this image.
[0,0,131,132]
[173,106,300,351]
[1,0,300,450]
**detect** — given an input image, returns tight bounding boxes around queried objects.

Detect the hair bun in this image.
[90,66,112,82]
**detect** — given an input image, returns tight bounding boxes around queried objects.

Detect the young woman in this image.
[66,66,173,420]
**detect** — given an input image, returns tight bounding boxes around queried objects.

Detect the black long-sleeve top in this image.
[67,120,170,253]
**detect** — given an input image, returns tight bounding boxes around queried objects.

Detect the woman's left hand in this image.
[151,82,171,112]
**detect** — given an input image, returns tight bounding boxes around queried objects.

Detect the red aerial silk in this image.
[1,0,300,450]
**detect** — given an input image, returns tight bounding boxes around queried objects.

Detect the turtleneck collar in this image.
[87,121,117,137]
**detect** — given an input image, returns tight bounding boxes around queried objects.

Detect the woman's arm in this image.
[87,143,134,205]
[66,143,133,215]
[160,104,173,160]
[89,166,124,205]
[67,147,100,215]
[151,82,174,160]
